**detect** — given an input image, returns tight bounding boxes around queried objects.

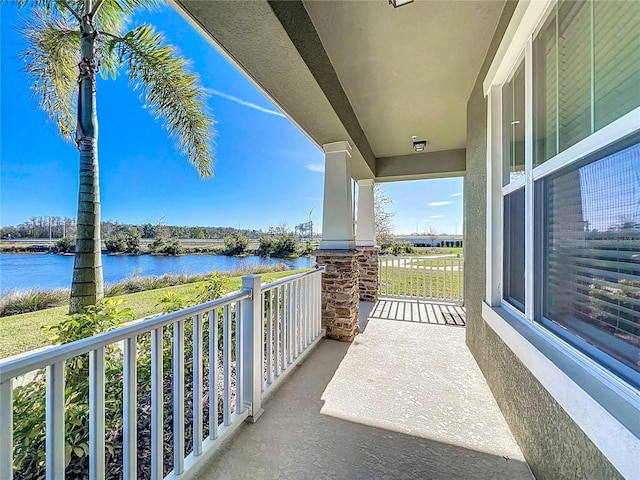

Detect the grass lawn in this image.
[0,269,306,360]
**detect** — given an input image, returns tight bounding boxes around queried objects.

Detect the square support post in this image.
[314,250,360,342]
[242,274,264,423]
[356,247,379,302]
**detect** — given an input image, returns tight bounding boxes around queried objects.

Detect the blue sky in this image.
[0,2,462,235]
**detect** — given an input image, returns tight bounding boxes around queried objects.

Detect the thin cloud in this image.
[429,215,445,219]
[306,163,324,173]
[428,201,452,207]
[207,89,286,117]
[450,192,463,197]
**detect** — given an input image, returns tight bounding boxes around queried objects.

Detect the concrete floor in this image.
[192,300,532,480]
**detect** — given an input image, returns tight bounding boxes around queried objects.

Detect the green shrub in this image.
[55,236,75,253]
[104,225,140,254]
[0,289,69,317]
[223,232,248,256]
[257,235,273,257]
[382,241,415,255]
[13,299,132,479]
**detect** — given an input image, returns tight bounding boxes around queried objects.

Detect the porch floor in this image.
[193,299,532,480]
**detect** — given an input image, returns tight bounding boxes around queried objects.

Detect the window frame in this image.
[483,1,640,477]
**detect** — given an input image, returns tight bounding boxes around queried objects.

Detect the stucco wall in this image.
[463,2,623,479]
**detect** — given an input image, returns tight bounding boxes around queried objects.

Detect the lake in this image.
[0,253,315,294]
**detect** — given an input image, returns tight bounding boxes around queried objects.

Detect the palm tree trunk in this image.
[70,13,104,313]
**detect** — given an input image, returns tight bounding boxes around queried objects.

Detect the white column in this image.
[355,179,375,247]
[320,141,355,250]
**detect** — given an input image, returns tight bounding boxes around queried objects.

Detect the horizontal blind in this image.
[543,142,640,378]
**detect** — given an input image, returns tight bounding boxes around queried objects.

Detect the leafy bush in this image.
[13,299,132,479]
[257,235,273,257]
[272,232,298,257]
[55,236,76,253]
[104,225,140,254]
[150,238,184,255]
[0,289,69,317]
[382,241,415,255]
[223,232,248,256]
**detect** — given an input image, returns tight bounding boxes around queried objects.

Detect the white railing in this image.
[261,269,323,398]
[0,267,324,480]
[379,256,464,303]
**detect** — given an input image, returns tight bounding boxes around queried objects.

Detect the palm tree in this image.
[17,0,215,313]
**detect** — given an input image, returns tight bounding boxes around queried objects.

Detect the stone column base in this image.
[357,246,379,302]
[314,250,359,342]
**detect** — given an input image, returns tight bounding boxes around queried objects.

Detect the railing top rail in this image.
[260,265,324,292]
[0,290,250,383]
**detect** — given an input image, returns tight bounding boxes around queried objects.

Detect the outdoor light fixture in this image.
[389,0,415,8]
[413,140,427,152]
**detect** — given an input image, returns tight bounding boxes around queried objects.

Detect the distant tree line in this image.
[1,218,265,240]
[0,216,76,239]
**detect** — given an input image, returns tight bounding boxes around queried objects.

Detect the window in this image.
[492,0,640,386]
[539,138,640,386]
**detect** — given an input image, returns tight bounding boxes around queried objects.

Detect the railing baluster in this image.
[423,258,427,299]
[150,327,163,480]
[0,378,13,480]
[193,314,203,456]
[295,280,300,357]
[300,279,305,348]
[89,347,105,480]
[307,277,312,344]
[223,305,231,426]
[281,285,288,369]
[267,291,273,384]
[274,288,280,377]
[429,259,433,299]
[287,283,294,364]
[315,274,320,335]
[123,337,137,480]
[46,361,65,480]
[450,260,454,301]
[404,258,409,297]
[209,309,218,439]
[235,301,243,413]
[173,320,185,475]
[458,258,462,301]
[409,258,414,297]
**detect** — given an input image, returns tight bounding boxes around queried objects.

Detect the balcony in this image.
[0,266,532,479]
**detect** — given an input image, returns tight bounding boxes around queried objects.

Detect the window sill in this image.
[482,302,640,479]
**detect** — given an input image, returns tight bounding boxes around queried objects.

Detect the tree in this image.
[426,226,439,247]
[223,232,249,256]
[374,184,395,246]
[18,0,215,312]
[104,224,140,253]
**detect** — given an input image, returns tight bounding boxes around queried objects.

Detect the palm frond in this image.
[93,0,158,37]
[20,15,81,140]
[108,25,216,177]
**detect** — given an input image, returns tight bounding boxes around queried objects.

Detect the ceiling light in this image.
[413,140,427,152]
[389,0,414,8]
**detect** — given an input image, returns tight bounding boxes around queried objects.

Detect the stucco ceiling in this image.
[173,0,506,180]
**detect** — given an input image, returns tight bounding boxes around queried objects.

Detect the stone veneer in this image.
[314,250,359,342]
[356,247,379,302]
